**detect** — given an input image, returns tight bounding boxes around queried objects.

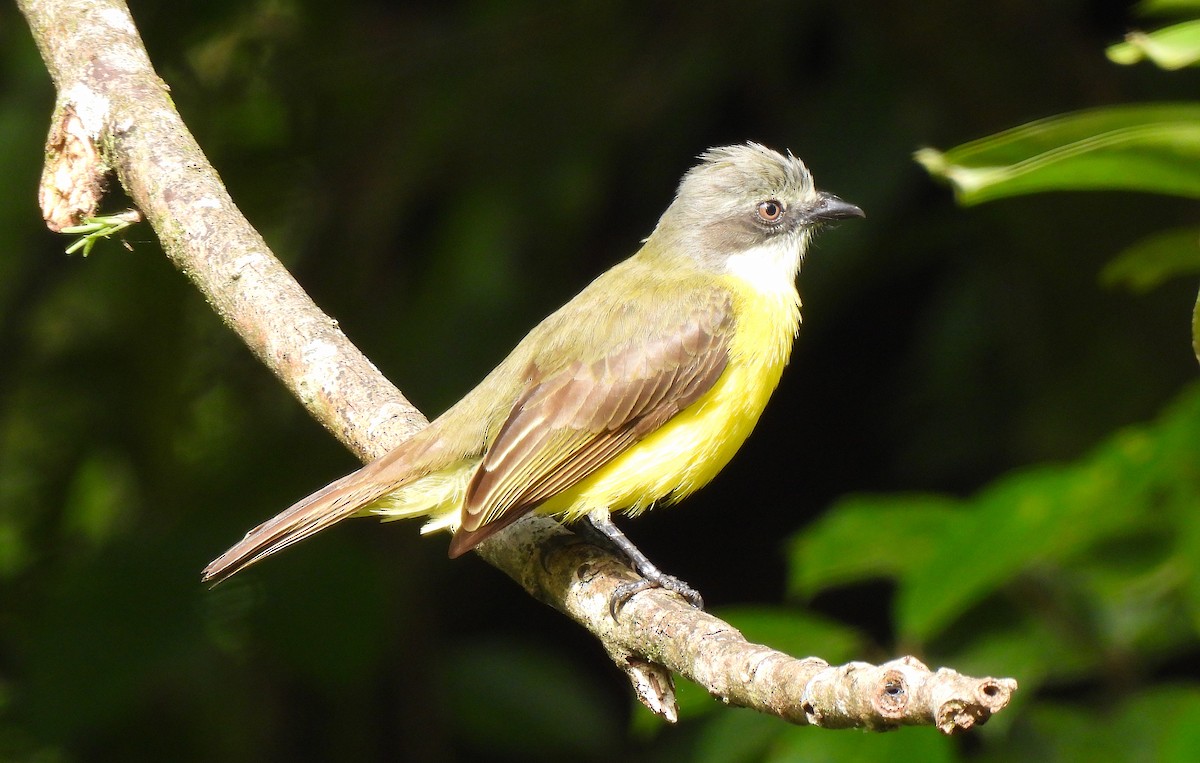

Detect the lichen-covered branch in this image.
[485,522,1016,730]
[20,0,424,461]
[17,0,1017,731]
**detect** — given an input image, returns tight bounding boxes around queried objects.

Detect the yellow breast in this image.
[544,270,802,522]
[378,247,805,535]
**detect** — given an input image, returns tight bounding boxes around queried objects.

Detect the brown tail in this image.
[202,463,404,584]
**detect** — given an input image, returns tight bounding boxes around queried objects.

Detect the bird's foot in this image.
[580,514,705,619]
[610,569,703,619]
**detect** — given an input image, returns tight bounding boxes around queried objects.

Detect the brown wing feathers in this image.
[448,296,733,556]
[206,285,735,575]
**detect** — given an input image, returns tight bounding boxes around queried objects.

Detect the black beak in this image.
[806,192,865,223]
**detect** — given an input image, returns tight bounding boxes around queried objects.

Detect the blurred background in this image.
[1,0,1197,760]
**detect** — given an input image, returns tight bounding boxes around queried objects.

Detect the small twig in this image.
[60,209,141,255]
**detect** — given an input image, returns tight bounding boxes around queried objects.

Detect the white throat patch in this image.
[723,234,808,296]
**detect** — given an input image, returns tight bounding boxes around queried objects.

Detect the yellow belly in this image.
[378,276,801,533]
[540,277,801,522]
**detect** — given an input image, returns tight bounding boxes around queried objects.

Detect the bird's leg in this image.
[581,514,704,618]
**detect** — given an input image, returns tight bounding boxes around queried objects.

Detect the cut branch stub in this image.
[40,99,109,231]
[801,656,1018,733]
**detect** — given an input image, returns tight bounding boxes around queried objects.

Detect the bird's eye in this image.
[756,199,785,224]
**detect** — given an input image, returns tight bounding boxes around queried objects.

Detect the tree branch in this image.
[18,0,1017,732]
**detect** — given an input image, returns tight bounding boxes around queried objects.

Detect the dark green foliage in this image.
[1,1,1197,761]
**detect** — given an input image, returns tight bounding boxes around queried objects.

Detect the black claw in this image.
[608,571,704,619]
[610,579,651,618]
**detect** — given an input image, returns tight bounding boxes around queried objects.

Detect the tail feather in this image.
[202,466,402,584]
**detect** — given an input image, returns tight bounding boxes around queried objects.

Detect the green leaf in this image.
[786,494,962,599]
[1194,288,1200,363]
[785,386,1200,648]
[915,104,1200,204]
[1136,0,1200,19]
[942,611,1100,692]
[1108,20,1200,69]
[1101,226,1200,292]
[896,384,1200,642]
[896,467,1132,642]
[998,688,1200,763]
[1072,539,1196,659]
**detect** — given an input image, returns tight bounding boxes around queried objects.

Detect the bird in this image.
[203,143,863,615]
